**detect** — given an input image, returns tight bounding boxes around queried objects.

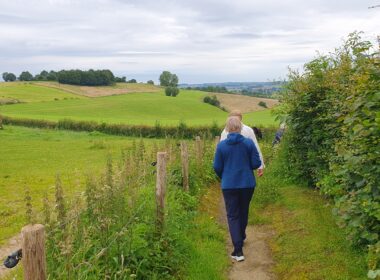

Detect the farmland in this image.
[0,83,85,104]
[0,82,278,127]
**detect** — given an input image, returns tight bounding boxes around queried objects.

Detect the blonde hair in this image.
[229,110,242,120]
[226,116,242,133]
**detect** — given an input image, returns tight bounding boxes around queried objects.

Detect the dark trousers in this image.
[222,188,255,252]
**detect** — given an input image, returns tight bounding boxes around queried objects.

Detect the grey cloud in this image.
[0,0,379,83]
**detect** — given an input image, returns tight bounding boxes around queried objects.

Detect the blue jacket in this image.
[213,133,261,189]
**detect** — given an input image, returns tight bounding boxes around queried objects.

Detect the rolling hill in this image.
[0,82,279,127]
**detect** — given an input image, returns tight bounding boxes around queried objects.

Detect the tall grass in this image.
[26,136,221,279]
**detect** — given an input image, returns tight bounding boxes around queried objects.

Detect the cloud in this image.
[0,0,379,83]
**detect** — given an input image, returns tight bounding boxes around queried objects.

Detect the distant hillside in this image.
[179,81,284,94]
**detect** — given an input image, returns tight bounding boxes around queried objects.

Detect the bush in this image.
[258,101,267,108]
[278,32,380,274]
[147,80,154,85]
[1,115,276,140]
[165,87,179,97]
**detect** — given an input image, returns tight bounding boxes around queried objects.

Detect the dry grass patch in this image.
[211,93,279,113]
[34,81,161,97]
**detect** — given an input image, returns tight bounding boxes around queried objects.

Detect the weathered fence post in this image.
[156,152,167,228]
[214,136,220,150]
[21,224,47,280]
[180,141,189,191]
[195,136,202,163]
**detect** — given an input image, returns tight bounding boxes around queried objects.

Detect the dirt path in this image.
[218,187,277,280]
[0,234,22,279]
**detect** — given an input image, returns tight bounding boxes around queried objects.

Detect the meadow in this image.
[0,83,278,127]
[0,125,162,244]
[0,83,85,103]
[1,124,229,280]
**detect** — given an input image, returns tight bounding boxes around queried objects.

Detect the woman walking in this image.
[213,116,261,261]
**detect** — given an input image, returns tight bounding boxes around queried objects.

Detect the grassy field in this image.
[0,125,162,244]
[0,82,85,103]
[251,142,368,279]
[0,88,278,126]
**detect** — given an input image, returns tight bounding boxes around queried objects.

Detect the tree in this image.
[147,80,154,85]
[127,79,137,83]
[159,71,178,87]
[35,70,49,80]
[165,86,179,97]
[57,69,115,86]
[47,71,58,81]
[2,72,16,82]
[19,71,34,81]
[115,76,126,83]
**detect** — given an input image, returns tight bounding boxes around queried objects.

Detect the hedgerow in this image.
[1,115,276,140]
[277,32,380,276]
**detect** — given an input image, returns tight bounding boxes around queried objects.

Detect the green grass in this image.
[0,89,277,126]
[251,145,368,279]
[185,184,229,280]
[0,82,85,103]
[0,125,160,245]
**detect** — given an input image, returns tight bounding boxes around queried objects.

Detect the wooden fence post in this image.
[214,136,220,150]
[21,224,46,280]
[180,141,189,191]
[195,136,202,163]
[156,152,167,228]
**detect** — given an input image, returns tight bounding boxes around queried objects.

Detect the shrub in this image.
[278,32,380,274]
[165,86,179,97]
[258,101,267,108]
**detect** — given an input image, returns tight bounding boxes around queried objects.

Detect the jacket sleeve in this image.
[213,144,224,178]
[248,140,261,170]
[220,129,228,141]
[246,126,265,169]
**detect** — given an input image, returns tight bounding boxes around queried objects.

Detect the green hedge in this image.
[277,32,380,276]
[1,115,276,140]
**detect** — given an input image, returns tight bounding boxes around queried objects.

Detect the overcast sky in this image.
[0,0,379,83]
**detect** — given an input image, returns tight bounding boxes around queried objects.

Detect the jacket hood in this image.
[226,133,245,145]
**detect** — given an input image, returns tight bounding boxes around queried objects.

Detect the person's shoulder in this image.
[242,124,254,137]
[217,139,227,148]
[242,123,253,132]
[242,137,254,146]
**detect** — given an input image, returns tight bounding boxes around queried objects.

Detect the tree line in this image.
[2,70,137,86]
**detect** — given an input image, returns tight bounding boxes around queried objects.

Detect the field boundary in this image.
[0,115,276,139]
